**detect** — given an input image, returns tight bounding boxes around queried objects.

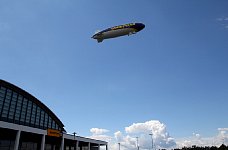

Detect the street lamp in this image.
[73,132,77,140]
[149,133,153,150]
[73,132,77,150]
[136,137,139,150]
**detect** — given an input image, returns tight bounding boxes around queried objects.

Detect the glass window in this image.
[30,116,35,125]
[0,90,5,96]
[0,140,11,150]
[15,96,22,121]
[0,86,6,92]
[40,110,44,127]
[8,113,14,120]
[35,107,41,126]
[6,89,12,96]
[5,96,10,101]
[45,144,52,150]
[18,95,23,100]
[0,86,6,97]
[0,94,4,100]
[0,93,5,99]
[66,146,70,150]
[23,98,28,107]
[20,98,28,123]
[8,106,15,120]
[1,96,10,118]
[48,117,52,128]
[0,86,63,131]
[11,95,17,103]
[56,124,59,130]
[52,120,56,129]
[30,103,37,125]
[20,142,37,150]
[12,92,17,99]
[8,94,17,120]
[15,112,20,121]
[25,101,32,123]
[44,113,48,129]
[20,110,26,122]
[0,95,4,115]
[1,109,8,118]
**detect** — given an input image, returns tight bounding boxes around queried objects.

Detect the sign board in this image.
[47,129,61,137]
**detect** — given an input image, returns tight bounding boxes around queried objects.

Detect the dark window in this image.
[0,86,6,94]
[0,86,6,115]
[8,92,17,120]
[44,113,48,129]
[1,90,11,118]
[35,107,40,127]
[0,83,63,131]
[15,95,22,121]
[56,124,59,130]
[40,110,44,128]
[30,103,37,125]
[25,101,32,124]
[6,89,12,96]
[20,142,37,150]
[20,98,28,123]
[45,144,52,150]
[48,117,52,128]
[52,120,56,129]
[0,95,3,115]
[0,140,15,150]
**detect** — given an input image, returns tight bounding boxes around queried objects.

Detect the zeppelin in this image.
[92,23,145,43]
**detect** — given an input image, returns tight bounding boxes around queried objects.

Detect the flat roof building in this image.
[0,79,107,150]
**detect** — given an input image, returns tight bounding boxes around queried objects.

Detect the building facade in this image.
[0,79,107,150]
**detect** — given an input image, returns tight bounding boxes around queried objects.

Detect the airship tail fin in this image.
[95,30,101,34]
[97,39,103,43]
[128,31,137,36]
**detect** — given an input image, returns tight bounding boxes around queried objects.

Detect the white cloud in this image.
[216,16,228,30]
[90,128,109,135]
[89,123,228,150]
[192,133,201,139]
[124,120,176,149]
[90,134,113,143]
[217,128,228,140]
[218,128,228,131]
[89,120,176,150]
[217,17,228,22]
[115,131,123,141]
[89,128,113,150]
[176,128,228,148]
[125,120,165,134]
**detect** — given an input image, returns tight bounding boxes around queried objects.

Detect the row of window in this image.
[0,140,63,150]
[0,140,15,150]
[0,86,61,131]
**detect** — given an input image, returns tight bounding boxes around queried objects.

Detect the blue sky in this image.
[1,0,228,149]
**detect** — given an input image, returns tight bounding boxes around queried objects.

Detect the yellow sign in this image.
[47,129,61,137]
[111,23,135,30]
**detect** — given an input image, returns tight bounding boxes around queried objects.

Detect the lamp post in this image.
[73,132,77,150]
[136,137,139,150]
[73,132,77,139]
[149,133,153,150]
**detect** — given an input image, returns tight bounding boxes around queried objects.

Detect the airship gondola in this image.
[92,23,145,43]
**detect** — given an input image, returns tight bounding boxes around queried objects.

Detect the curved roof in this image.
[0,79,65,131]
